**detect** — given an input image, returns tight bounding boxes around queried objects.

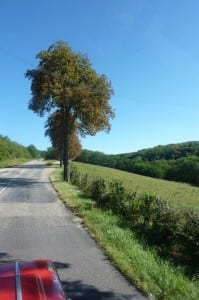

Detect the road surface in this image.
[0,161,147,300]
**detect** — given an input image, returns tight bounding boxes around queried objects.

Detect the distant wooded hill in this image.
[0,135,43,163]
[76,141,199,185]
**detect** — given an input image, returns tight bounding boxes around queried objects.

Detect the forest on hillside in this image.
[75,141,199,186]
[0,135,42,163]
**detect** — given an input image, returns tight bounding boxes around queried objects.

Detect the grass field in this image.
[72,161,199,210]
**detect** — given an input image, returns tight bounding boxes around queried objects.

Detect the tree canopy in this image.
[26,41,114,180]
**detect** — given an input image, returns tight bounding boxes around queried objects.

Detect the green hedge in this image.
[70,166,199,276]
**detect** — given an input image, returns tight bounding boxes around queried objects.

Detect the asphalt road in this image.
[0,161,147,300]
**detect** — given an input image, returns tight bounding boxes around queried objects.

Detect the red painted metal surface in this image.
[0,260,67,300]
[0,261,15,300]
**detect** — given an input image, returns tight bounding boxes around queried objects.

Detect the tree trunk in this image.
[63,107,70,182]
[59,156,62,167]
[63,135,70,181]
[60,149,64,167]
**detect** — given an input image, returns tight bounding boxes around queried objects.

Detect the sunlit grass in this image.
[51,168,199,300]
[72,162,199,210]
[0,158,31,168]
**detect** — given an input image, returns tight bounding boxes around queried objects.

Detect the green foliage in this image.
[150,201,183,250]
[27,144,41,158]
[76,142,199,185]
[128,141,199,160]
[181,211,199,268]
[165,156,199,185]
[70,164,199,275]
[44,147,57,160]
[0,135,41,166]
[89,178,107,205]
[105,180,126,214]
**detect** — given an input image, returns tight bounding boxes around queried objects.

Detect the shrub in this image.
[89,177,107,206]
[70,166,199,274]
[180,211,199,269]
[150,201,182,250]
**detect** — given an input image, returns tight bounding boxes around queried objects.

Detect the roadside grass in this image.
[51,168,199,300]
[73,162,199,210]
[44,160,59,167]
[0,158,31,168]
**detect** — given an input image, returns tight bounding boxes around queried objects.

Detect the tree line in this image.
[0,135,42,163]
[75,142,199,185]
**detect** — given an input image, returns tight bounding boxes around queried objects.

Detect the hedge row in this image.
[70,167,199,275]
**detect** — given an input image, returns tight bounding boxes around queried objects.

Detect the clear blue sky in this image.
[0,0,199,154]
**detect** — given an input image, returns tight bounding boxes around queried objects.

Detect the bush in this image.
[150,202,182,249]
[181,211,199,269]
[89,178,107,206]
[70,166,199,274]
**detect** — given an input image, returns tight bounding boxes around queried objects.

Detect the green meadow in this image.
[72,161,199,210]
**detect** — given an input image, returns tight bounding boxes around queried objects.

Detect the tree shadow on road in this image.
[0,177,63,188]
[54,261,71,269]
[61,280,140,300]
[54,261,143,300]
[8,164,54,169]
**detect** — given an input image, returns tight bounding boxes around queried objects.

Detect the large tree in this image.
[26,41,114,181]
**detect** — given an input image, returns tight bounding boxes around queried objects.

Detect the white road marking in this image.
[0,186,7,194]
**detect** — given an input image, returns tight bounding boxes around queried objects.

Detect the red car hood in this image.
[0,260,67,300]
